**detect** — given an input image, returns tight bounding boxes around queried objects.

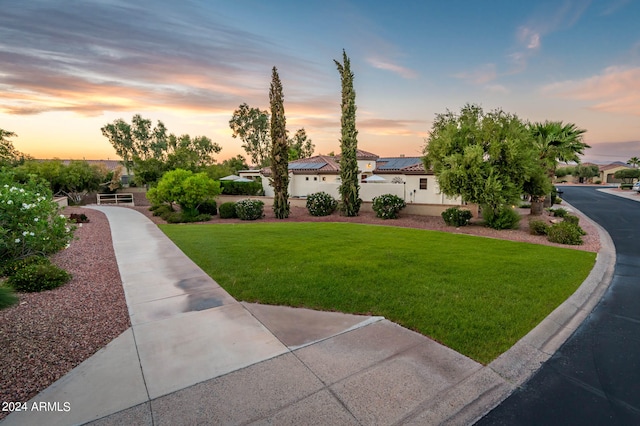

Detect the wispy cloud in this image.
[541,66,640,115]
[0,0,321,117]
[508,1,590,74]
[600,0,631,16]
[358,118,423,136]
[366,57,418,79]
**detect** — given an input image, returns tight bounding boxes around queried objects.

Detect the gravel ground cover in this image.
[0,207,130,419]
[0,201,599,418]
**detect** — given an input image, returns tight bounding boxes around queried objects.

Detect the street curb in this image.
[435,202,617,425]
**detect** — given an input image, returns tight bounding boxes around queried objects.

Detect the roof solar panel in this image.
[377,157,421,170]
[288,162,327,170]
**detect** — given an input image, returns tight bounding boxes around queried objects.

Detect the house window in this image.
[322,177,326,181]
[305,177,309,181]
[419,178,428,190]
[314,177,318,181]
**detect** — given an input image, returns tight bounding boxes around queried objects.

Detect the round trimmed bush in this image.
[547,221,584,245]
[483,206,521,230]
[529,219,550,236]
[306,192,337,217]
[442,207,473,227]
[372,194,406,219]
[551,208,569,218]
[235,199,264,221]
[8,258,71,292]
[219,202,238,219]
[197,199,218,216]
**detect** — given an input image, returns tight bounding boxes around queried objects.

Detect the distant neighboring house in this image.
[260,149,461,205]
[598,162,633,184]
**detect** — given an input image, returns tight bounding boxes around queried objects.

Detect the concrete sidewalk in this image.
[597,187,640,202]
[2,205,615,425]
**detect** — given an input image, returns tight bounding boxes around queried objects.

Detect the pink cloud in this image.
[541,66,640,116]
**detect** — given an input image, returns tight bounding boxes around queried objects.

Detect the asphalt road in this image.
[477,186,640,425]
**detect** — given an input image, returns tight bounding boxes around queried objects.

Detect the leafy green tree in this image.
[627,156,640,168]
[0,129,30,166]
[205,155,250,180]
[574,164,599,181]
[288,128,315,160]
[166,134,222,172]
[423,104,540,217]
[269,67,290,219]
[147,169,221,215]
[335,50,361,217]
[554,166,575,178]
[229,103,271,167]
[614,168,640,184]
[14,159,107,203]
[102,114,220,185]
[0,129,19,165]
[58,160,104,204]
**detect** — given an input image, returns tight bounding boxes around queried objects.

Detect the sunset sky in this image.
[1,0,639,165]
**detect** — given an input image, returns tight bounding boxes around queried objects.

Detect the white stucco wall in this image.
[262,172,461,205]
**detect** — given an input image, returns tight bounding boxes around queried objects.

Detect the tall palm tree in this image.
[627,156,640,168]
[529,121,589,209]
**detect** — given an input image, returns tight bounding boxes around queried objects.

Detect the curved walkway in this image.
[2,202,615,425]
[478,186,640,424]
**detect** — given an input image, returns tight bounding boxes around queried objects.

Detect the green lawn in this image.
[160,222,596,364]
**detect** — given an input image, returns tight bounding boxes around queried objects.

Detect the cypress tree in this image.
[334,50,361,216]
[269,66,290,219]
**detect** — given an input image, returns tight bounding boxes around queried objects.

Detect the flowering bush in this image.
[306,192,337,216]
[372,194,406,219]
[442,207,473,227]
[235,199,264,220]
[0,173,74,267]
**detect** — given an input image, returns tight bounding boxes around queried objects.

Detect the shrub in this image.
[595,180,601,184]
[151,204,174,217]
[442,207,473,227]
[0,172,75,263]
[219,202,238,219]
[620,183,633,190]
[372,194,406,219]
[551,208,569,218]
[529,220,550,236]
[306,192,338,217]
[0,285,18,309]
[235,199,264,221]
[197,199,218,216]
[164,211,211,224]
[547,221,585,245]
[554,197,563,204]
[147,169,221,212]
[564,215,580,226]
[220,180,263,196]
[483,206,521,230]
[8,258,71,292]
[1,255,48,278]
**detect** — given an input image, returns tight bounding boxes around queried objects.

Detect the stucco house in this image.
[597,162,635,184]
[259,149,461,206]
